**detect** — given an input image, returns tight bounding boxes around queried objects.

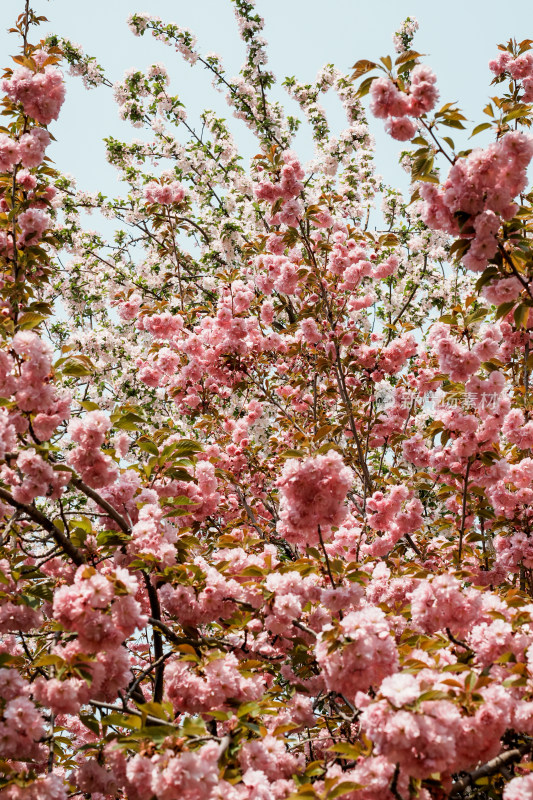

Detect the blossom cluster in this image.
[370,64,439,140]
[490,47,533,101]
[419,131,533,271]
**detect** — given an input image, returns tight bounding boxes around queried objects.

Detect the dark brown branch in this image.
[293,619,317,638]
[147,616,232,650]
[389,763,404,800]
[404,532,422,557]
[89,699,182,730]
[317,524,336,590]
[333,345,373,495]
[458,458,472,562]
[71,477,130,534]
[126,651,174,702]
[446,627,474,656]
[143,577,165,703]
[450,747,529,796]
[0,486,85,566]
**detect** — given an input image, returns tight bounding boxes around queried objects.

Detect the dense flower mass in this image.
[276,451,353,545]
[3,4,533,800]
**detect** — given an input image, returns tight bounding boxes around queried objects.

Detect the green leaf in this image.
[139,721,177,737]
[440,118,466,130]
[514,303,530,329]
[166,495,198,506]
[17,312,47,330]
[162,467,193,481]
[59,355,95,377]
[327,782,363,799]
[136,436,159,456]
[327,742,362,757]
[33,654,64,667]
[241,565,266,577]
[80,400,100,411]
[503,105,531,122]
[465,308,488,324]
[356,75,378,99]
[204,709,232,721]
[286,785,319,800]
[439,314,457,324]
[395,50,425,66]
[237,701,262,718]
[350,59,377,79]
[112,411,146,431]
[97,530,131,547]
[417,689,450,702]
[102,713,142,729]
[135,701,171,721]
[280,449,305,459]
[170,439,204,457]
[495,300,516,320]
[475,267,499,292]
[79,713,101,736]
[180,716,208,737]
[470,122,492,138]
[503,674,527,687]
[27,583,53,602]
[71,526,88,547]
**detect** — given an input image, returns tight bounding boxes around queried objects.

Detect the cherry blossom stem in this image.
[389,255,428,335]
[389,764,404,800]
[147,616,230,650]
[47,711,55,773]
[446,627,474,656]
[317,525,336,590]
[497,242,533,300]
[126,652,174,703]
[525,338,530,413]
[404,533,422,557]
[143,577,165,703]
[457,459,472,563]
[333,348,373,496]
[419,119,454,165]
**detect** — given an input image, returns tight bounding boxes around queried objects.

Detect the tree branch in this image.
[0,486,85,566]
[143,577,165,703]
[450,747,528,796]
[71,476,131,534]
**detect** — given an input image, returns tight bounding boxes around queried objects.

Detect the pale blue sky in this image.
[1,0,533,197]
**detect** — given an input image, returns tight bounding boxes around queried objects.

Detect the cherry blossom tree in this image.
[2,3,533,799]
